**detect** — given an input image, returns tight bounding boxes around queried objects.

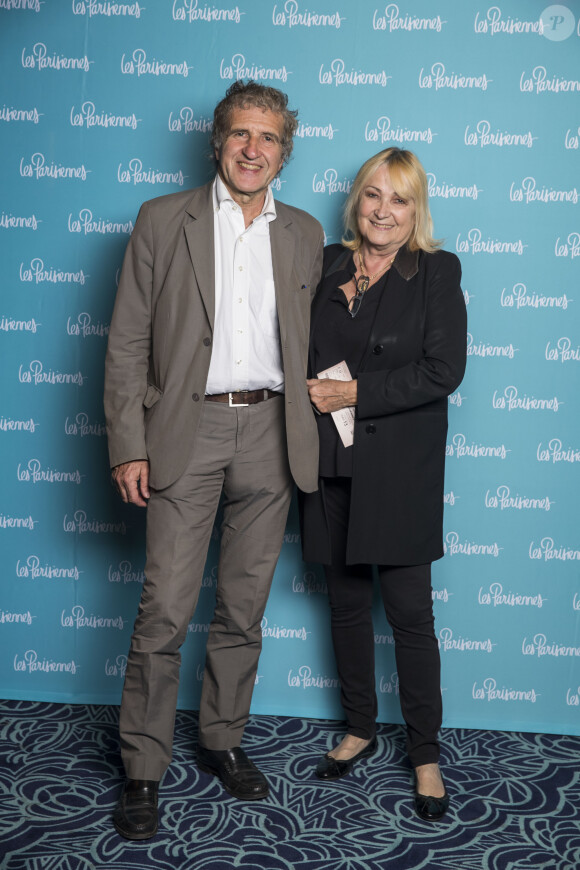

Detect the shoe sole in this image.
[113,819,158,840]
[196,760,269,800]
[415,808,449,822]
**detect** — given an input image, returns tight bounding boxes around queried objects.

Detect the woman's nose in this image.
[374,201,390,219]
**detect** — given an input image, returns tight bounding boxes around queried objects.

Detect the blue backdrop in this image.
[1,0,579,736]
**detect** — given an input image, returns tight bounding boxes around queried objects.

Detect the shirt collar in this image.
[213,174,277,221]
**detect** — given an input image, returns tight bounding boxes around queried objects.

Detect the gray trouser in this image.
[119,396,292,780]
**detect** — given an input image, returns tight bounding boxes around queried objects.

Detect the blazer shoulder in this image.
[275,198,323,234]
[139,182,213,218]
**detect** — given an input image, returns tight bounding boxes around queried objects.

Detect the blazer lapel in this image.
[184,183,215,329]
[269,209,295,346]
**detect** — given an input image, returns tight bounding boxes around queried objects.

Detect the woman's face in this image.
[357,164,416,255]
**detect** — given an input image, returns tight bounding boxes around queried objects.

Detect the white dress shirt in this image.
[205,175,284,395]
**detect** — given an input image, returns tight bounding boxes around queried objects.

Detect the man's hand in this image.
[307,378,358,414]
[111,460,150,507]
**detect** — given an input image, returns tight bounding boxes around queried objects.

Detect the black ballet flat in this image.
[414,783,450,821]
[315,735,378,780]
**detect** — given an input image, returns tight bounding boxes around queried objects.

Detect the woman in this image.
[302,148,467,821]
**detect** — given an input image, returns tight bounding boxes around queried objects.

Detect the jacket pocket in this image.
[143,383,163,408]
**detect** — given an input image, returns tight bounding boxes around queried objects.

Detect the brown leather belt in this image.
[205,389,281,407]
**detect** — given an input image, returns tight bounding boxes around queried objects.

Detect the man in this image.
[104,81,323,840]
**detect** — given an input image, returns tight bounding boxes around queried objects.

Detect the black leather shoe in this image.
[197,746,269,800]
[315,735,378,780]
[414,784,450,821]
[113,779,159,840]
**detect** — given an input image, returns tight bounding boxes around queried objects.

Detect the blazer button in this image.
[372,344,383,355]
[192,393,200,402]
[366,424,376,435]
[203,337,211,347]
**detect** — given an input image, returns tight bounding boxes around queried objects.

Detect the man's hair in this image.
[211,80,298,167]
[342,147,441,253]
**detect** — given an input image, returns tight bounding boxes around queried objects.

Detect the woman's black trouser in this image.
[322,476,442,767]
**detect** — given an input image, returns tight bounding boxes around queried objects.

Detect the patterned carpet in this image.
[0,701,579,870]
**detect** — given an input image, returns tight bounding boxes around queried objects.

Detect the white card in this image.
[316,360,355,448]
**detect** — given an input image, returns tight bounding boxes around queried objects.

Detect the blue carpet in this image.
[0,701,578,869]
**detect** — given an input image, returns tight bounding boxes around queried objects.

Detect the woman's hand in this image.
[307,378,357,413]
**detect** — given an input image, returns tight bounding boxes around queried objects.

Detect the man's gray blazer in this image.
[104,181,324,493]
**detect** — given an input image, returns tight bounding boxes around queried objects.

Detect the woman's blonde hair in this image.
[342,148,441,253]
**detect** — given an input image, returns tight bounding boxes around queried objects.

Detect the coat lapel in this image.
[310,247,350,334]
[363,245,420,364]
[183,183,215,329]
[308,247,352,375]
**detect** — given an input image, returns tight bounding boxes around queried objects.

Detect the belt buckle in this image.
[228,391,249,407]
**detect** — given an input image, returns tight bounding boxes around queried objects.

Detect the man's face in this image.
[216,105,285,206]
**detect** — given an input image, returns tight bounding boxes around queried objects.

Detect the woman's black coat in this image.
[301,243,467,566]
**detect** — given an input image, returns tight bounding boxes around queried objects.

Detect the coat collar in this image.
[393,244,419,280]
[184,181,214,220]
[323,243,419,282]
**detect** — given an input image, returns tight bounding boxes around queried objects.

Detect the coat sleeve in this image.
[356,253,467,419]
[103,201,154,468]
